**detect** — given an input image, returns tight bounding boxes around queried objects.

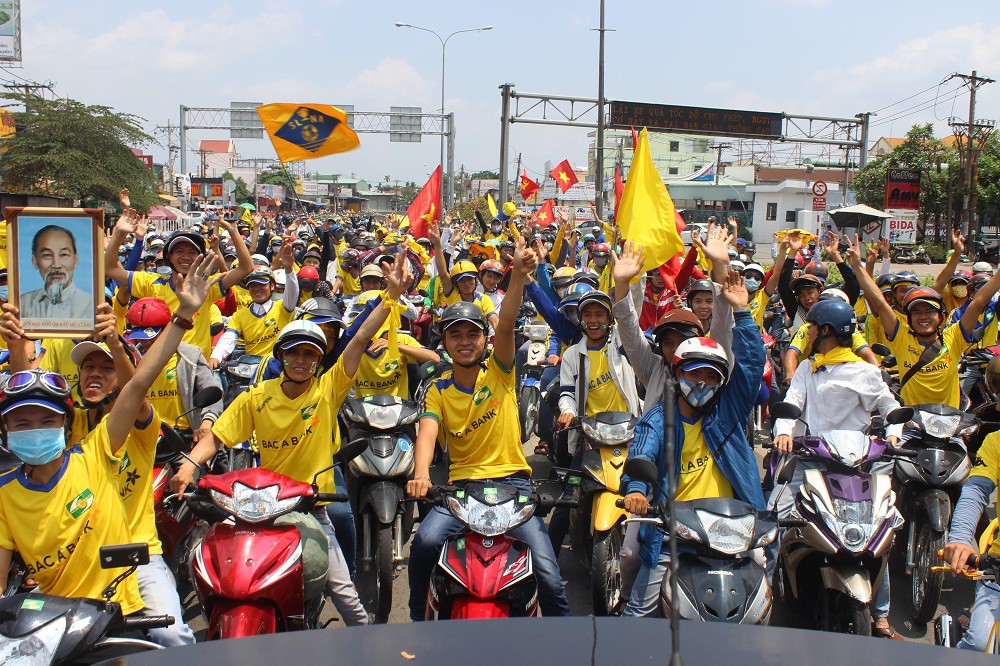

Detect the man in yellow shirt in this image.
[784,291,878,381]
[0,253,215,638]
[171,255,413,627]
[406,237,571,620]
[428,220,500,329]
[334,249,362,296]
[848,236,1000,408]
[353,326,439,399]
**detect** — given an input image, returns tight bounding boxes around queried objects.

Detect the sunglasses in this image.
[5,370,70,397]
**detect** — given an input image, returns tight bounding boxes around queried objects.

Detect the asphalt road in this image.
[177,430,981,651]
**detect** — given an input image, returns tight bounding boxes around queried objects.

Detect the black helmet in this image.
[875,273,895,291]
[805,300,857,337]
[298,297,345,328]
[439,302,488,334]
[577,290,613,317]
[165,230,206,256]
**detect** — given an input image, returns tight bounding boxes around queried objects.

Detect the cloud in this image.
[346,58,434,109]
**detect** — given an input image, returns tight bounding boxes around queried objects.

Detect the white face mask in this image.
[744,277,762,293]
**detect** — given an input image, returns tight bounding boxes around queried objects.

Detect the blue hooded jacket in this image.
[622,310,766,568]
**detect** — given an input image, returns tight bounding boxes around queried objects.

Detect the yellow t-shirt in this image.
[886,320,973,408]
[971,431,1000,556]
[337,267,361,296]
[213,362,354,495]
[128,270,225,361]
[0,422,143,614]
[354,333,420,398]
[420,355,530,481]
[441,290,496,319]
[226,300,295,356]
[148,354,188,430]
[116,409,163,555]
[231,285,254,310]
[748,290,769,330]
[677,417,734,501]
[585,344,628,415]
[40,338,83,405]
[788,324,869,362]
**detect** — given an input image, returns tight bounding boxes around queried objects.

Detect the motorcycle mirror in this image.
[193,385,223,409]
[623,457,659,484]
[774,456,798,485]
[159,423,187,454]
[869,343,891,357]
[334,439,368,465]
[415,360,437,382]
[886,406,914,425]
[100,543,150,570]
[881,354,898,369]
[770,401,802,421]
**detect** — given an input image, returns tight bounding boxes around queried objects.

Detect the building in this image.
[588,129,719,183]
[868,137,905,159]
[197,140,236,178]
[745,167,851,243]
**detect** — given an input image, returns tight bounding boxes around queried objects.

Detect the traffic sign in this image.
[811,181,827,197]
[812,197,827,211]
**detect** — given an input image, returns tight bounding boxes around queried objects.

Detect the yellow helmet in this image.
[552,266,577,290]
[450,260,478,280]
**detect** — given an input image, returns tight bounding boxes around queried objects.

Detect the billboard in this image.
[231,102,263,139]
[540,180,596,203]
[885,168,921,210]
[255,184,286,201]
[390,106,421,143]
[0,2,20,62]
[609,100,782,139]
[471,179,499,198]
[887,210,918,245]
[190,177,223,200]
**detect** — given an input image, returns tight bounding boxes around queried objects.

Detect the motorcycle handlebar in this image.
[124,614,175,631]
[314,493,349,503]
[614,498,663,517]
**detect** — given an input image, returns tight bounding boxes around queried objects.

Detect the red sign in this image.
[812,196,827,211]
[811,181,827,197]
[137,154,153,168]
[885,168,921,211]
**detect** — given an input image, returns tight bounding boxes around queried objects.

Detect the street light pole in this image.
[395,22,493,215]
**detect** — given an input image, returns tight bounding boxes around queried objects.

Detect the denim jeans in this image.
[312,508,369,625]
[546,447,585,553]
[325,466,357,578]
[136,554,195,646]
[407,476,570,620]
[622,548,669,617]
[959,581,1000,651]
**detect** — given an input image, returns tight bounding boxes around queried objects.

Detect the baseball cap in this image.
[126,326,164,342]
[679,360,726,379]
[70,341,113,366]
[360,264,384,280]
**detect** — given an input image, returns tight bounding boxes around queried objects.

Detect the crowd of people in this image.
[1,193,999,652]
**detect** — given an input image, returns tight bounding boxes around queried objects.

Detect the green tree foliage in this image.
[220,170,252,203]
[0,92,159,211]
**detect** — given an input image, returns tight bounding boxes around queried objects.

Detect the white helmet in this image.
[273,268,287,287]
[973,261,994,275]
[672,337,730,382]
[819,288,849,304]
[729,260,746,273]
[251,253,271,267]
[273,320,327,358]
[742,263,766,279]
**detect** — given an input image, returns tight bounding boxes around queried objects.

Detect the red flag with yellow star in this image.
[550,159,579,194]
[519,171,539,201]
[535,199,555,227]
[406,166,441,239]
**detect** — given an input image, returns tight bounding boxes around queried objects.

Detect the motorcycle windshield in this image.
[820,431,871,468]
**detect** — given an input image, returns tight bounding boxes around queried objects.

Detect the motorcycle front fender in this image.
[362,480,404,525]
[918,488,952,533]
[819,563,872,603]
[590,490,628,534]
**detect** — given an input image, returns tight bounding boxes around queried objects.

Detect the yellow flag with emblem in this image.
[617,128,683,272]
[256,103,360,163]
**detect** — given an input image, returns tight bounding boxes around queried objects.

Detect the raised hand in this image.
[613,240,646,285]
[513,235,538,276]
[0,303,24,344]
[786,230,804,254]
[845,234,863,268]
[864,240,877,265]
[135,215,150,240]
[824,233,843,263]
[952,229,966,254]
[277,235,295,271]
[92,304,120,348]
[385,252,412,300]
[698,222,732,266]
[878,236,890,259]
[722,269,750,310]
[175,252,216,317]
[115,209,137,237]
[119,188,130,208]
[427,218,441,247]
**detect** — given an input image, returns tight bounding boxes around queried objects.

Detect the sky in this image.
[10,0,1000,185]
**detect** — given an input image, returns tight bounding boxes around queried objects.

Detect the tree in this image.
[0,92,159,211]
[469,170,499,180]
[220,170,252,202]
[257,169,288,186]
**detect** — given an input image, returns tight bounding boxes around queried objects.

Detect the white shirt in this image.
[20,282,93,322]
[774,358,903,440]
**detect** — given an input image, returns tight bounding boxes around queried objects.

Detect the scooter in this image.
[0,544,173,665]
[935,553,1000,652]
[893,404,977,623]
[769,402,913,636]
[567,411,637,616]
[519,321,552,443]
[221,354,263,408]
[422,477,578,620]
[890,244,930,264]
[185,442,364,639]
[340,394,418,624]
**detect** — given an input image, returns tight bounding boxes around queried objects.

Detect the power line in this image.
[871,77,955,114]
[869,88,966,128]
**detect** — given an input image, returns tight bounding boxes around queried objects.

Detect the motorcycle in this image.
[568,412,637,616]
[893,404,977,623]
[935,553,1000,652]
[616,458,777,623]
[185,442,364,639]
[0,544,173,665]
[890,244,930,264]
[221,354,263,408]
[340,394,418,624]
[519,320,552,443]
[422,477,578,620]
[769,402,913,636]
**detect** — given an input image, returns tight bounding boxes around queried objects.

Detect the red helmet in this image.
[126,298,171,328]
[950,270,973,285]
[298,265,321,281]
[902,286,945,315]
[804,261,828,282]
[478,260,505,277]
[339,248,361,265]
[592,243,611,258]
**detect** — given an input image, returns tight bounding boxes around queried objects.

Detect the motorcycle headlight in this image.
[695,510,755,555]
[463,496,533,537]
[754,526,779,549]
[363,403,403,430]
[211,483,301,523]
[920,412,961,439]
[581,420,634,446]
[0,615,66,665]
[445,494,470,525]
[830,498,875,552]
[227,363,257,379]
[674,520,703,544]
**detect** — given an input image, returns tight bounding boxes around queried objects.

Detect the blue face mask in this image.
[7,427,66,465]
[678,377,720,409]
[0,285,8,301]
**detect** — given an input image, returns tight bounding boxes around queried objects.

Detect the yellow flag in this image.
[617,128,683,272]
[256,103,360,163]
[486,193,498,218]
[239,207,253,225]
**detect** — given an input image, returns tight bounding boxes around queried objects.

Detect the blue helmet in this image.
[805,299,856,337]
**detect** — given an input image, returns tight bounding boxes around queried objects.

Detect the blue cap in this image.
[1,397,69,417]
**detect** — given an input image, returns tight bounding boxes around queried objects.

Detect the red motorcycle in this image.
[184,448,360,639]
[423,477,577,620]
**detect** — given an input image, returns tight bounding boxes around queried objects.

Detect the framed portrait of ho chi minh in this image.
[5,207,105,338]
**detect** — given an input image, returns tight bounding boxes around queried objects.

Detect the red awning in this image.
[148,205,177,220]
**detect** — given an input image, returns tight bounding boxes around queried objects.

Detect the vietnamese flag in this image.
[406,165,442,239]
[519,171,539,201]
[535,200,555,227]
[550,159,579,194]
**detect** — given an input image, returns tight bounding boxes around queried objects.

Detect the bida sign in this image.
[885,168,921,211]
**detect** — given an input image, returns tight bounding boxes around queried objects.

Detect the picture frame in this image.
[5,207,105,338]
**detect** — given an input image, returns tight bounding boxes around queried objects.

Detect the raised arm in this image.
[219,218,254,291]
[960,265,1000,335]
[339,257,411,379]
[493,236,537,369]
[846,234,898,337]
[104,210,135,289]
[428,218,453,296]
[932,230,965,295]
[764,238,789,297]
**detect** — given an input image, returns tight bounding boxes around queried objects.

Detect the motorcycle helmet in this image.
[893,271,920,288]
[577,290,613,318]
[971,272,992,293]
[950,270,973,285]
[125,297,172,342]
[478,260,506,278]
[686,279,714,308]
[439,301,488,334]
[572,270,601,288]
[651,310,704,355]
[671,337,730,408]
[551,266,577,291]
[804,261,828,282]
[164,230,206,256]
[901,286,945,316]
[742,263,766,294]
[805,299,857,337]
[0,370,75,449]
[729,260,746,273]
[818,288,849,304]
[273,320,327,359]
[972,261,994,275]
[592,243,611,259]
[450,260,479,281]
[243,267,274,287]
[298,297,346,328]
[791,273,824,295]
[875,273,895,294]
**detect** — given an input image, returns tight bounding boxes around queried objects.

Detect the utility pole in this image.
[591,0,613,220]
[514,153,522,205]
[948,71,995,242]
[709,142,732,185]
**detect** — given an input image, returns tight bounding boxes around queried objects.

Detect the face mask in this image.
[952,285,968,298]
[0,285,8,301]
[156,266,172,277]
[744,277,762,293]
[678,377,721,409]
[7,427,66,465]
[546,242,554,251]
[491,224,502,234]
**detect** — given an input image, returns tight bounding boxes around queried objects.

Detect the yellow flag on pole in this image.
[617,128,683,272]
[256,103,360,163]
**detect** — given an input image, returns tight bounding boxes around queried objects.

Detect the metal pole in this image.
[595,0,606,220]
[446,113,455,211]
[498,84,513,204]
[179,105,187,178]
[858,113,871,169]
[965,71,977,241]
[440,39,447,213]
[514,153,522,204]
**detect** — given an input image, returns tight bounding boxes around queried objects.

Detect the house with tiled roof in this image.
[198,139,236,178]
